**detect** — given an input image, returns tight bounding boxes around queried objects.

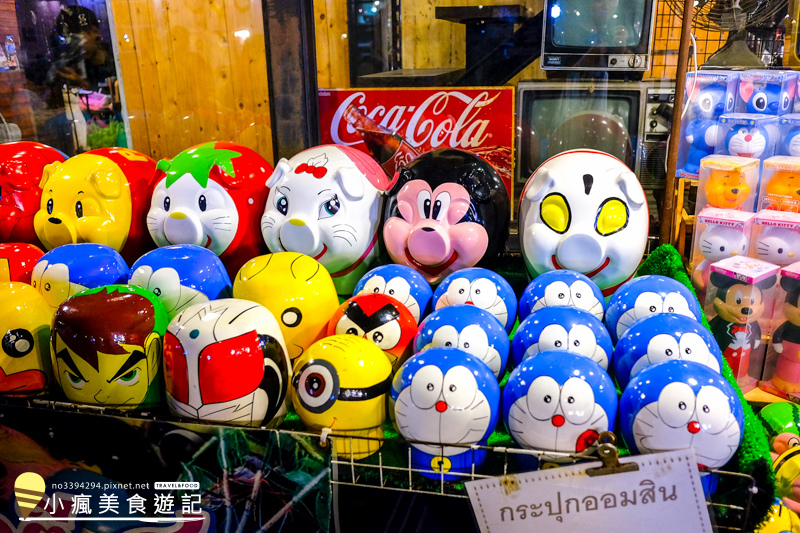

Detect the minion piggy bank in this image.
[518,270,606,322]
[292,335,392,459]
[432,268,517,333]
[0,243,43,284]
[353,264,433,324]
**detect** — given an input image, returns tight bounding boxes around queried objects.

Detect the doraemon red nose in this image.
[408,224,451,265]
[552,414,565,427]
[687,421,701,434]
[435,400,448,412]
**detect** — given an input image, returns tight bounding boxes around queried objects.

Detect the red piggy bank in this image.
[0,243,44,284]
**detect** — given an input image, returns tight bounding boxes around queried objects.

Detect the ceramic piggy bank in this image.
[432,268,516,332]
[0,243,43,284]
[261,144,392,294]
[0,141,65,246]
[383,149,510,285]
[148,142,272,277]
[353,264,433,324]
[34,148,157,264]
[519,150,648,296]
[518,269,606,321]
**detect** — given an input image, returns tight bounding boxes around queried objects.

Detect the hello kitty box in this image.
[715,114,778,164]
[750,210,800,266]
[758,156,800,212]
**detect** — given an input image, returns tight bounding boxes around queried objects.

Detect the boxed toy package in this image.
[777,114,800,156]
[695,154,760,215]
[759,262,800,399]
[716,114,778,161]
[750,210,800,266]
[758,156,800,212]
[736,70,798,116]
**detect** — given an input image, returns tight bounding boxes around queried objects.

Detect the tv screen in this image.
[549,0,647,48]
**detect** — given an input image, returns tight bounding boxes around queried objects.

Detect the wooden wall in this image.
[314,0,350,89]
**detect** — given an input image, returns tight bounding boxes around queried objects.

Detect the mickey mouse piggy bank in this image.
[518,270,605,321]
[432,268,516,333]
[767,276,800,393]
[519,150,648,296]
[0,243,43,284]
[353,264,433,324]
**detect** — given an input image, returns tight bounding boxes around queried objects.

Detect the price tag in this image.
[465,449,712,533]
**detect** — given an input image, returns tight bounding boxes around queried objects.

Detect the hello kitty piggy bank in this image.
[751,211,800,266]
[519,149,648,296]
[261,145,393,295]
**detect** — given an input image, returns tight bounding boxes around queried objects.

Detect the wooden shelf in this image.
[745,387,791,405]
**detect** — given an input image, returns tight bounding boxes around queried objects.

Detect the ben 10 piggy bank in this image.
[292,335,392,459]
[383,149,510,285]
[432,268,516,333]
[518,269,606,321]
[353,264,433,324]
[261,144,393,294]
[51,285,168,410]
[34,148,158,264]
[0,243,43,284]
[518,150,648,296]
[163,299,290,427]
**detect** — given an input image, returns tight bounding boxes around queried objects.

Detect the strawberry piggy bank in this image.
[148,142,272,278]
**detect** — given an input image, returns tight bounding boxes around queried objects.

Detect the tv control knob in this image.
[610,58,618,66]
[650,120,658,129]
[628,56,635,67]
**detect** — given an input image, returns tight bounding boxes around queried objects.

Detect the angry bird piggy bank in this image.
[518,269,606,321]
[765,170,800,211]
[519,150,648,296]
[432,268,516,333]
[261,144,392,295]
[0,243,43,284]
[163,299,290,427]
[148,142,272,278]
[353,264,433,324]
[383,149,510,285]
[292,335,392,459]
[704,169,752,209]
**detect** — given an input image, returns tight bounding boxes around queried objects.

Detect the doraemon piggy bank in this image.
[512,307,613,369]
[724,122,770,159]
[261,145,392,294]
[414,305,509,379]
[148,142,272,278]
[30,243,128,312]
[233,252,340,364]
[383,149,510,285]
[52,285,168,410]
[34,148,158,264]
[612,313,723,389]
[519,150,648,296]
[129,245,232,319]
[0,283,53,397]
[0,141,65,246]
[518,270,605,321]
[0,243,43,284]
[619,360,744,469]
[292,335,392,459]
[163,299,290,427]
[391,347,500,480]
[353,264,433,324]
[503,351,617,462]
[604,275,702,343]
[432,268,516,333]
[326,293,417,370]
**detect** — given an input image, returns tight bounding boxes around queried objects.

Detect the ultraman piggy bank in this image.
[261,145,393,295]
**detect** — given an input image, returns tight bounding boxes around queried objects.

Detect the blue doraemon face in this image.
[613,313,723,389]
[519,270,605,322]
[31,243,128,310]
[604,275,702,343]
[512,307,612,370]
[784,127,800,156]
[503,351,617,461]
[354,264,433,324]
[725,125,769,159]
[619,360,743,469]
[129,244,232,319]
[433,268,517,332]
[414,305,509,379]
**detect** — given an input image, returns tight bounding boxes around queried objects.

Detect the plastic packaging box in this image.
[736,70,798,116]
[716,114,778,163]
[777,114,800,156]
[758,156,800,212]
[750,210,800,266]
[695,154,760,215]
[759,262,800,399]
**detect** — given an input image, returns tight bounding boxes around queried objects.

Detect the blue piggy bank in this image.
[354,264,433,324]
[433,268,517,332]
[518,270,606,322]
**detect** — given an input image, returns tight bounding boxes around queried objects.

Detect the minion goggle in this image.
[292,359,391,414]
[540,193,629,237]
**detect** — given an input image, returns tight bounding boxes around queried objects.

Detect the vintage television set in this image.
[785,0,800,67]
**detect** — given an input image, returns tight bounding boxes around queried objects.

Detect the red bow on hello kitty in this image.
[294,163,327,178]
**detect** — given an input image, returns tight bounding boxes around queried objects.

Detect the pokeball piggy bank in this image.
[261,144,393,295]
[326,293,417,370]
[292,335,392,459]
[353,264,433,324]
[619,360,744,468]
[391,347,500,480]
[383,149,510,285]
[503,351,617,461]
[129,245,232,319]
[0,243,43,284]
[432,268,516,333]
[518,270,606,321]
[604,275,702,343]
[34,148,158,264]
[163,299,290,427]
[413,305,509,379]
[512,307,613,369]
[148,142,272,278]
[518,150,648,296]
[52,285,168,410]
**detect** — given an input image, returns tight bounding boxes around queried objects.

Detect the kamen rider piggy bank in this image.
[619,360,744,469]
[129,245,232,320]
[233,252,340,364]
[0,283,53,397]
[432,268,516,333]
[261,144,392,295]
[163,299,290,427]
[413,305,509,379]
[512,307,613,370]
[31,243,128,312]
[519,150,648,296]
[0,141,65,246]
[34,148,157,264]
[503,351,617,461]
[604,275,702,343]
[518,269,605,321]
[353,264,433,324]
[148,142,272,278]
[383,149,510,285]
[0,243,43,284]
[292,335,392,459]
[52,285,168,410]
[391,347,500,480]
